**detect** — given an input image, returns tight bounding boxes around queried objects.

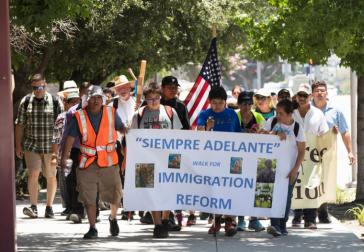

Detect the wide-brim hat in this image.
[63,91,80,100]
[58,80,79,98]
[112,75,134,92]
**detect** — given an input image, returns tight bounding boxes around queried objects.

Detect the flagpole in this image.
[212,24,217,38]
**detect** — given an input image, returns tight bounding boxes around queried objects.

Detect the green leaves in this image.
[236,0,364,74]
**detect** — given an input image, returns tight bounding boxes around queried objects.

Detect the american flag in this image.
[184,38,221,127]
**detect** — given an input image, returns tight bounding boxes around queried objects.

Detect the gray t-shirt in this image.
[130,105,182,129]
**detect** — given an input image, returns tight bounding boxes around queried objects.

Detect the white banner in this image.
[124,129,297,217]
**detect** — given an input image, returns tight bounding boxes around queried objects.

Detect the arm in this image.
[341,131,355,165]
[287,141,305,183]
[15,124,24,158]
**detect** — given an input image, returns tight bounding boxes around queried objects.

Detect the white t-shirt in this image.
[263,117,306,161]
[131,105,183,129]
[293,105,329,136]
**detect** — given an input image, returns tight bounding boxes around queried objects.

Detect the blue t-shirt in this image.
[197,108,241,133]
[68,106,124,138]
[312,101,348,134]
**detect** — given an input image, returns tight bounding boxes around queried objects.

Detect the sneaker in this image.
[224,218,237,237]
[267,226,281,237]
[292,216,302,227]
[208,223,221,234]
[109,215,120,236]
[23,205,38,218]
[186,214,196,226]
[83,227,98,239]
[248,219,265,232]
[140,212,154,224]
[44,206,54,218]
[61,208,71,216]
[304,221,317,229]
[164,220,181,231]
[69,213,82,224]
[153,224,169,238]
[319,217,332,224]
[237,218,247,231]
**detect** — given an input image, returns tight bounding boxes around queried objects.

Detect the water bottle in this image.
[64,159,73,177]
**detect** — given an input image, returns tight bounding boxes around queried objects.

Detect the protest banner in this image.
[124,129,297,217]
[291,131,337,209]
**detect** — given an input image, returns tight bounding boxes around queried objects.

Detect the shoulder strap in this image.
[164,105,174,129]
[113,99,118,109]
[137,106,146,128]
[293,122,299,137]
[51,95,60,122]
[24,94,31,111]
[270,117,278,131]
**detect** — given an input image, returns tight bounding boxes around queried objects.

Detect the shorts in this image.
[24,151,56,178]
[76,162,122,207]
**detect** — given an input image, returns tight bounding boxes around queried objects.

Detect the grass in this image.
[345,204,364,226]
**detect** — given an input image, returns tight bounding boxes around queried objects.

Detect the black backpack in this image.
[24,94,61,122]
[270,117,299,137]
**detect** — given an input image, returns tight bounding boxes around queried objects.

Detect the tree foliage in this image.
[237,0,364,74]
[10,0,250,104]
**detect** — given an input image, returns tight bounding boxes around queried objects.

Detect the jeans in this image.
[271,175,297,232]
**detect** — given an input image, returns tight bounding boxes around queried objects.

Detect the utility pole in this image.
[350,70,358,183]
[0,0,16,251]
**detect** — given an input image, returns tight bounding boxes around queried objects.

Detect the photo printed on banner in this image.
[135,163,155,188]
[168,154,181,169]
[229,157,243,174]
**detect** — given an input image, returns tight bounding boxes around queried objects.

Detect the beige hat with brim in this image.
[57,87,79,98]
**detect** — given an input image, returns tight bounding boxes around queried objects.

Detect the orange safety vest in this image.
[74,106,118,169]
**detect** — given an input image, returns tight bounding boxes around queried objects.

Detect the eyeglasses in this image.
[32,86,45,91]
[145,97,160,103]
[255,95,267,100]
[297,93,309,98]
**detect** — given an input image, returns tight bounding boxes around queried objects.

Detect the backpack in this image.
[137,105,174,129]
[270,117,299,137]
[24,94,61,122]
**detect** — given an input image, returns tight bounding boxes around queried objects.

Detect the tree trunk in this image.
[12,67,31,119]
[356,75,364,200]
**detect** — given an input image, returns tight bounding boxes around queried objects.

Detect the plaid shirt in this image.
[16,92,64,153]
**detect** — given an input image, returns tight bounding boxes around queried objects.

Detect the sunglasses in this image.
[297,93,309,98]
[32,86,45,91]
[255,95,267,100]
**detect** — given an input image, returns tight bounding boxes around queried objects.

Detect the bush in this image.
[346,204,364,226]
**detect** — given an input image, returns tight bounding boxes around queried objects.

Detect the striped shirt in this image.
[16,92,64,153]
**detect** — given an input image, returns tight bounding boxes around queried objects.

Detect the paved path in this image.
[16,201,364,252]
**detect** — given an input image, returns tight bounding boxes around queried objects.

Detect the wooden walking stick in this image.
[136,60,147,107]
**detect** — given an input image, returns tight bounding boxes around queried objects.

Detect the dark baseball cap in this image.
[237,91,254,104]
[277,88,291,98]
[161,76,180,87]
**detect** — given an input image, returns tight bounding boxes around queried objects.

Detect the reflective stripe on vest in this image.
[78,110,88,143]
[79,155,88,168]
[80,146,97,156]
[106,106,114,166]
